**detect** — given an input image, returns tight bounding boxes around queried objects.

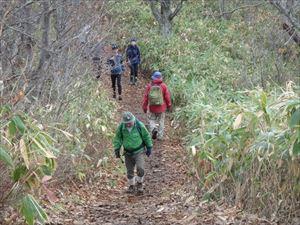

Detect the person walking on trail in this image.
[108,44,124,100]
[113,111,153,193]
[126,38,141,85]
[142,71,172,140]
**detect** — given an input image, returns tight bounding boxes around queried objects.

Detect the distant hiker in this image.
[113,111,153,193]
[126,38,141,85]
[142,71,172,140]
[108,44,124,100]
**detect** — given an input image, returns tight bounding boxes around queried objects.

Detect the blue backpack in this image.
[110,54,124,74]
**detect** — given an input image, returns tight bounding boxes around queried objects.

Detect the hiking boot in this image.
[118,96,122,100]
[129,76,134,85]
[127,185,135,193]
[136,182,143,194]
[152,129,158,140]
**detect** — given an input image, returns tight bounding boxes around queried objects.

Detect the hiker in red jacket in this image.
[142,71,171,140]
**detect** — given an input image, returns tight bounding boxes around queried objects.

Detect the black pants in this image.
[129,63,139,82]
[111,74,122,95]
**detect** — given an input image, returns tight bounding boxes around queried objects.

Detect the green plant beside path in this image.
[0,106,57,224]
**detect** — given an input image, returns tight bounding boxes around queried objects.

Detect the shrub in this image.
[0,106,57,224]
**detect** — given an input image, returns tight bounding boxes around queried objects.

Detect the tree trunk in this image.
[22,0,34,75]
[160,16,172,36]
[33,0,51,97]
[149,0,185,37]
[54,0,67,41]
[37,1,50,71]
[160,0,172,36]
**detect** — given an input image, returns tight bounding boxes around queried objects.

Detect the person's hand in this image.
[143,108,147,113]
[146,147,152,157]
[114,149,120,158]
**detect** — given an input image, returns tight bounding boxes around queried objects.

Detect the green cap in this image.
[122,111,135,124]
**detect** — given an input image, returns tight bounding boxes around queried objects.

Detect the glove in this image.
[143,108,147,113]
[146,147,152,157]
[114,149,120,158]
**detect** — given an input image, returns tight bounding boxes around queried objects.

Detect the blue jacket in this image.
[126,45,141,65]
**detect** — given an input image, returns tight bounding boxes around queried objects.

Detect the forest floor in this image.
[43,53,274,225]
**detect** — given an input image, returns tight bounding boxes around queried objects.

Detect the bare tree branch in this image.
[169,0,186,21]
[282,22,300,47]
[147,0,186,36]
[219,2,266,17]
[15,0,34,13]
[269,0,300,31]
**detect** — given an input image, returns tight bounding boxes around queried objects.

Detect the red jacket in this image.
[143,79,171,113]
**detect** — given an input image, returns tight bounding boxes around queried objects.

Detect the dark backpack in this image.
[149,84,164,106]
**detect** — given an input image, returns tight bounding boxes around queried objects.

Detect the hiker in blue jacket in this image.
[108,44,124,100]
[126,38,141,85]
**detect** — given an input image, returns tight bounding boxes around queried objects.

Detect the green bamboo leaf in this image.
[0,144,14,167]
[13,165,28,182]
[289,107,300,128]
[292,139,300,156]
[40,131,56,144]
[19,194,48,225]
[20,139,30,169]
[9,120,17,136]
[0,104,11,116]
[260,91,267,112]
[20,195,34,225]
[32,137,56,159]
[12,115,26,134]
[30,195,48,224]
[41,165,52,176]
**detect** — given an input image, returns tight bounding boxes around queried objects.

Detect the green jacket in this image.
[113,120,153,154]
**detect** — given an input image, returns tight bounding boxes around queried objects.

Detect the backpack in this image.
[110,55,124,74]
[149,84,164,106]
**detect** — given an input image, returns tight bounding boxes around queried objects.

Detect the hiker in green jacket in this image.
[113,111,153,193]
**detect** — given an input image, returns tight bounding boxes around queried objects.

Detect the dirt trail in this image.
[90,70,192,225]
